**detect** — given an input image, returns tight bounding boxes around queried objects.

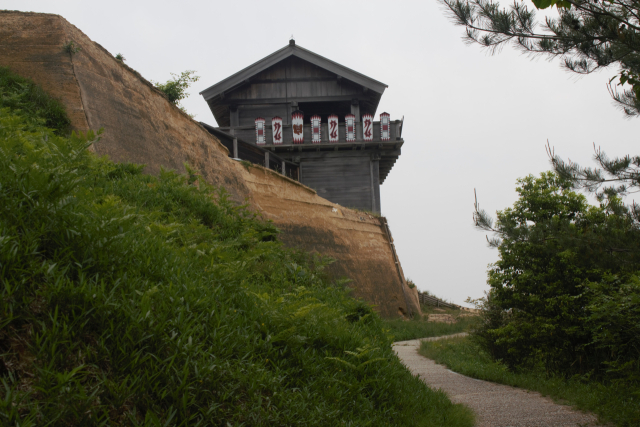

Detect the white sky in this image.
[6,0,638,306]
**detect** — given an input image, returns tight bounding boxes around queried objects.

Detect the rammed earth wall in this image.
[0,10,420,318]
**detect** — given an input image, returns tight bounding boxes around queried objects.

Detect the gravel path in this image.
[393,334,600,427]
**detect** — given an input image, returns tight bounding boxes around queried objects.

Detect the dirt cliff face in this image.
[240,166,421,317]
[0,10,419,318]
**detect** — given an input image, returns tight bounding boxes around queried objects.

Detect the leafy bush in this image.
[62,40,81,55]
[585,275,640,385]
[473,172,640,385]
[0,71,473,426]
[0,67,70,134]
[153,71,199,106]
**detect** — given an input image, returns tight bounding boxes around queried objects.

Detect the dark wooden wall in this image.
[230,57,361,101]
[211,56,378,127]
[299,151,380,212]
[238,104,288,126]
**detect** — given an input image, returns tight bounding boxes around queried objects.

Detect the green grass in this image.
[420,336,640,427]
[0,67,70,134]
[382,307,479,342]
[0,67,475,426]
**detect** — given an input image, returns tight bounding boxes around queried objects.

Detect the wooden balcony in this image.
[202,118,404,189]
[218,119,404,147]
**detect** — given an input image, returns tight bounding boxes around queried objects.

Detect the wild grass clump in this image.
[383,311,478,342]
[0,72,474,426]
[420,336,640,427]
[0,67,70,134]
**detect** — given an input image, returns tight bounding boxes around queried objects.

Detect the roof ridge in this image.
[199,43,387,100]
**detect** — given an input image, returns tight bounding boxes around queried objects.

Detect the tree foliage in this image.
[441,0,640,115]
[473,172,640,381]
[0,67,70,134]
[153,70,200,113]
[548,142,640,223]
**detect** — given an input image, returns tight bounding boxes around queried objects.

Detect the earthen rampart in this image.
[0,11,420,318]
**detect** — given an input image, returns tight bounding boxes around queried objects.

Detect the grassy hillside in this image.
[0,67,474,426]
[383,307,478,342]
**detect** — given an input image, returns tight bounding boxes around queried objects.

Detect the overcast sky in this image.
[7,0,638,306]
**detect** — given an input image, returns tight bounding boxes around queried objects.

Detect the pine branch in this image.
[440,0,640,115]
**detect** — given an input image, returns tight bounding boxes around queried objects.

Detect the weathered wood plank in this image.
[299,156,375,211]
[223,94,372,105]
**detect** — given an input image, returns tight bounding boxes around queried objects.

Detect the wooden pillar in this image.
[282,160,286,176]
[370,153,381,213]
[264,150,269,168]
[233,137,238,159]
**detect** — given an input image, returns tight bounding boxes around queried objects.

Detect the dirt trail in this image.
[393,335,600,427]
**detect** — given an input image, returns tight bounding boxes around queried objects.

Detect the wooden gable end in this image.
[224,57,362,102]
[202,44,386,127]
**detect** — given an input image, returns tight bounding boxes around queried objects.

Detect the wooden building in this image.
[199,40,404,213]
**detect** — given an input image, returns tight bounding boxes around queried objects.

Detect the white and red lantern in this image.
[362,113,373,141]
[271,116,283,144]
[311,115,321,144]
[345,114,356,142]
[380,112,390,141]
[328,114,339,143]
[292,111,304,144]
[255,117,266,145]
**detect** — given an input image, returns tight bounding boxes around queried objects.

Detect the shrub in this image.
[153,71,199,106]
[473,172,640,386]
[62,40,81,55]
[0,67,70,134]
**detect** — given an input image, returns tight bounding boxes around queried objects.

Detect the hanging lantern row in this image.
[328,114,339,143]
[255,117,266,145]
[311,115,321,144]
[345,114,356,142]
[362,114,373,142]
[255,112,392,145]
[291,110,304,144]
[380,112,390,141]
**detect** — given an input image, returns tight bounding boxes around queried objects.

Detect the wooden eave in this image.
[199,43,388,102]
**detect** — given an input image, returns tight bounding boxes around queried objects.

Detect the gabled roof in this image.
[199,41,388,101]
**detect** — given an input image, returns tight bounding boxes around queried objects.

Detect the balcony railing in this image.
[219,119,403,147]
[200,122,300,181]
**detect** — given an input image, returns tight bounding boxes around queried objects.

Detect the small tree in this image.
[473,172,638,373]
[441,0,640,116]
[153,70,200,115]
